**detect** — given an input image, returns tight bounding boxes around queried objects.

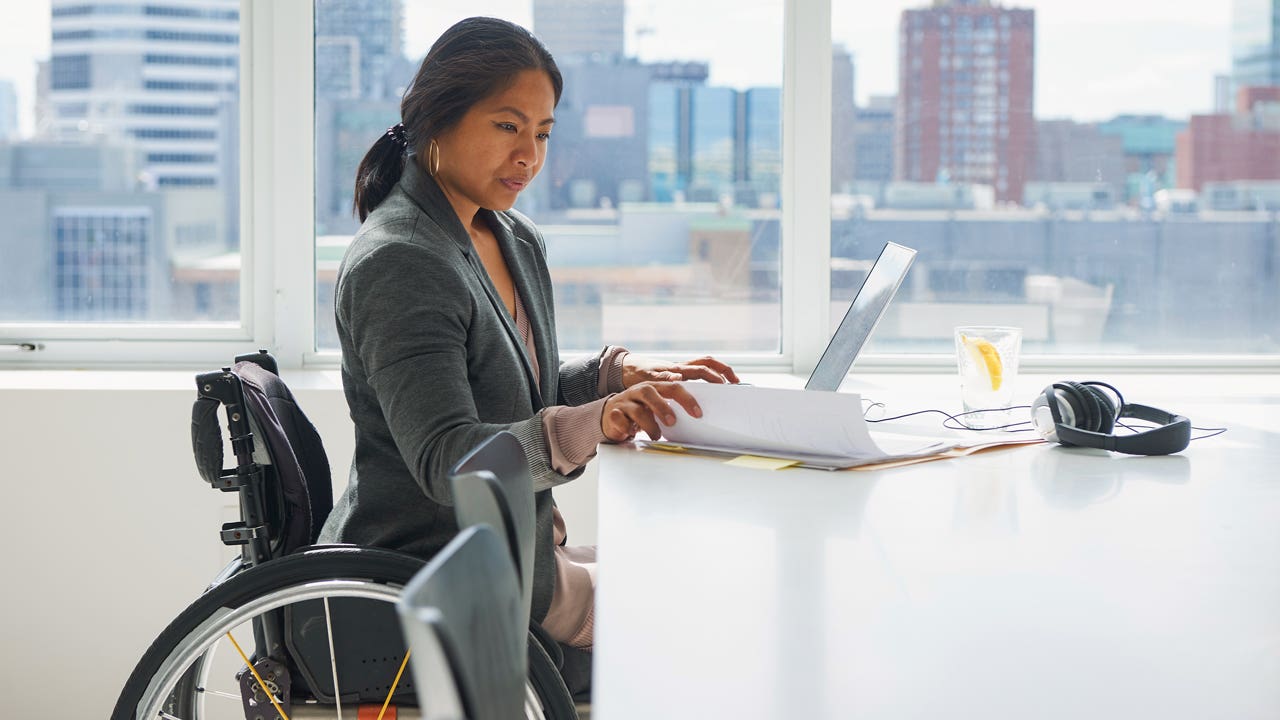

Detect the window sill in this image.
[0,367,344,392]
[2,367,1277,399]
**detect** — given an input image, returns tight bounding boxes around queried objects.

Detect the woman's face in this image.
[432,68,556,216]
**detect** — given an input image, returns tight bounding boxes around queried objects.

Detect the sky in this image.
[401,0,1234,121]
[0,0,1236,138]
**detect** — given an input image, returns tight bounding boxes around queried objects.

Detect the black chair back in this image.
[398,524,527,720]
[450,432,536,625]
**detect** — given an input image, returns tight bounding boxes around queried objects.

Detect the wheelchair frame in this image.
[111,351,576,720]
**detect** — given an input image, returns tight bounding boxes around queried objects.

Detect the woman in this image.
[318,16,738,664]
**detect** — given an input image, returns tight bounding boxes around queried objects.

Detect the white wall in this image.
[0,371,598,718]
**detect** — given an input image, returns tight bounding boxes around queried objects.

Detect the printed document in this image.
[653,383,959,470]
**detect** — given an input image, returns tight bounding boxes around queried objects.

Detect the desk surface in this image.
[590,375,1280,720]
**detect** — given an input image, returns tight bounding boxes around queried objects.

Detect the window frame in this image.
[308,0,837,373]
[2,0,1276,372]
[0,0,316,368]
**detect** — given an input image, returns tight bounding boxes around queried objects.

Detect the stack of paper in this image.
[647,383,1036,470]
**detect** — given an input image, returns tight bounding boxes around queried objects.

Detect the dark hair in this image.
[353,17,563,221]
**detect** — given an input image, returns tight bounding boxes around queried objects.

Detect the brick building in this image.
[896,0,1035,204]
[1176,86,1280,191]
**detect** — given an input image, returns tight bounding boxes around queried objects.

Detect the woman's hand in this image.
[601,381,702,442]
[621,354,740,387]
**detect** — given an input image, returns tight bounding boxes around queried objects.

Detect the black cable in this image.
[1083,381,1228,441]
[1115,419,1228,441]
[863,402,1037,432]
[865,399,1228,443]
[1190,427,1229,440]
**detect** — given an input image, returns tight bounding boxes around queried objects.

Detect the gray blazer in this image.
[317,158,605,622]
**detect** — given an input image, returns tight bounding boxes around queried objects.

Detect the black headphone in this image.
[1029,380,1191,456]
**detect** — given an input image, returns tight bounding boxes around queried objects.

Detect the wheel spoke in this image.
[196,687,242,701]
[375,650,412,720]
[226,630,291,720]
[525,683,546,720]
[118,552,418,720]
[322,596,345,720]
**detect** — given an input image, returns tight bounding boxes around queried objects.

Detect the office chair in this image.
[451,432,537,630]
[398,524,527,720]
[449,432,581,718]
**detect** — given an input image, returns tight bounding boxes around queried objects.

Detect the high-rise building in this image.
[314,0,406,100]
[832,46,857,193]
[0,142,226,322]
[315,99,400,235]
[853,95,896,183]
[645,65,782,208]
[1176,86,1280,191]
[533,0,625,63]
[648,62,708,203]
[896,0,1035,203]
[739,87,781,206]
[1232,0,1280,90]
[1216,74,1234,113]
[53,207,154,320]
[1097,114,1184,203]
[545,59,653,209]
[313,0,412,235]
[0,142,136,192]
[0,80,18,141]
[689,85,736,202]
[44,0,240,190]
[1033,120,1125,186]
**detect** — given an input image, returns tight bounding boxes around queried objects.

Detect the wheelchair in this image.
[110,351,578,720]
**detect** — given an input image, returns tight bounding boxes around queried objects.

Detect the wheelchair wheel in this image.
[111,546,577,720]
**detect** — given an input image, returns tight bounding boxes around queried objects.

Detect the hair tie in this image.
[386,122,408,147]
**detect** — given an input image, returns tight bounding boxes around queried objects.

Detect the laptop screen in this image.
[805,241,917,392]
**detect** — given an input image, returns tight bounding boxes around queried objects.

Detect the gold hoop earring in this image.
[428,139,441,176]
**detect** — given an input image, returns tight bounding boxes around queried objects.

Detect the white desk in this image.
[591,375,1280,720]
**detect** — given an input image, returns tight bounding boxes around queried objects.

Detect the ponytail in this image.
[353,123,410,221]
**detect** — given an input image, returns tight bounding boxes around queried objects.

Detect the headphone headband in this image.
[1032,383,1192,456]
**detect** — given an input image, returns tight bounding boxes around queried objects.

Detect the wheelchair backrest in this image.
[192,353,333,563]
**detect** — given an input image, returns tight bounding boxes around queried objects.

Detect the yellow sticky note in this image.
[644,441,689,454]
[726,455,800,470]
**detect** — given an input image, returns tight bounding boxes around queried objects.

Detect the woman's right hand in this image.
[601,381,702,442]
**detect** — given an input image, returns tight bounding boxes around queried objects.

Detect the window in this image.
[50,54,90,90]
[832,0,1280,362]
[3,1,1276,369]
[314,0,786,356]
[1,0,246,362]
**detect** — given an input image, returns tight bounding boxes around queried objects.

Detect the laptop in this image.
[804,241,917,392]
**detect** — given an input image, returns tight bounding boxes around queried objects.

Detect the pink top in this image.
[513,289,611,648]
[511,290,627,474]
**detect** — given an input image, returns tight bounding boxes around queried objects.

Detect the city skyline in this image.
[2,0,1275,354]
[0,0,1235,139]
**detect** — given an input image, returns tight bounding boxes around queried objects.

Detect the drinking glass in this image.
[955,325,1022,429]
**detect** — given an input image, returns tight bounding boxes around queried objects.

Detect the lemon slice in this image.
[960,334,1003,391]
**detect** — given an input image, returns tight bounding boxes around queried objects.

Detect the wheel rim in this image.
[136,580,403,720]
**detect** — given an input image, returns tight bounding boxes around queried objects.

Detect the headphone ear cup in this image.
[1081,384,1117,434]
[1061,381,1103,433]
[1029,390,1059,442]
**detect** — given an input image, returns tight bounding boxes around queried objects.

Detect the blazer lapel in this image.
[464,219,544,411]
[486,211,555,407]
[398,161,545,410]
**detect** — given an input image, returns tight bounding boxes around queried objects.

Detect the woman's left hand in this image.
[621,354,740,387]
